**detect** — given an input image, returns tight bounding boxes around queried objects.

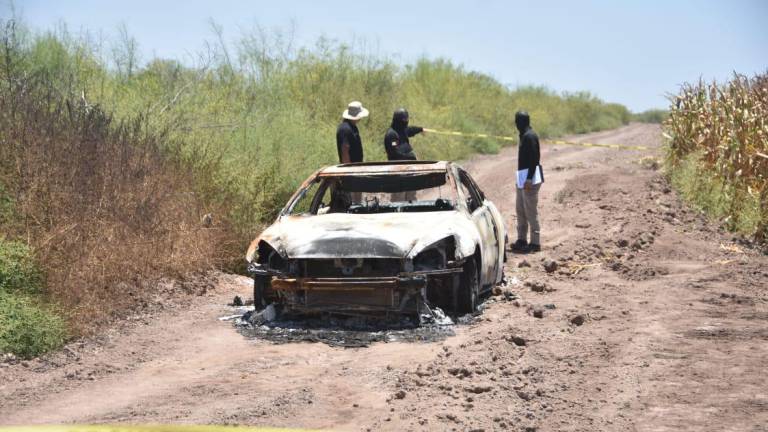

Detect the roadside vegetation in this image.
[633,109,668,124]
[664,72,768,243]
[2,21,632,231]
[0,15,633,357]
[0,20,232,354]
[0,238,67,358]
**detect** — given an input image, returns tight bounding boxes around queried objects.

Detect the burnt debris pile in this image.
[224,302,462,348]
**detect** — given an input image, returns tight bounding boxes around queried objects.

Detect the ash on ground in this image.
[222,302,473,348]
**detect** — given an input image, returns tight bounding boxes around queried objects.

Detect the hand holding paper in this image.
[516,166,543,189]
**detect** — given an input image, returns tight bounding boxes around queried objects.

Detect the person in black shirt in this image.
[513,111,544,253]
[383,108,425,161]
[383,108,426,202]
[336,101,369,163]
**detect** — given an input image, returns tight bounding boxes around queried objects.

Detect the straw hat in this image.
[342,101,369,120]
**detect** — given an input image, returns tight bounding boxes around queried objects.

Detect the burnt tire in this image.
[253,276,270,310]
[458,259,480,314]
[503,234,509,263]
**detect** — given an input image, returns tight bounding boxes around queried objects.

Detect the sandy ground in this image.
[1,123,766,431]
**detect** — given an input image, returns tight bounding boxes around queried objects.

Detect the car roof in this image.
[318,160,452,176]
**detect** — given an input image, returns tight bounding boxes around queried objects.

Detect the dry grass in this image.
[0,68,234,334]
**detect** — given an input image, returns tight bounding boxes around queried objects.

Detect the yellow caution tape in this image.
[422,128,653,151]
[422,128,518,142]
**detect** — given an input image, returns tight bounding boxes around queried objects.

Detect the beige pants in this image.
[516,183,541,244]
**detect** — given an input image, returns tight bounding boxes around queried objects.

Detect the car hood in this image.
[252,211,479,260]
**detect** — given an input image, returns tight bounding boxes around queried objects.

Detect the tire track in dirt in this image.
[1,123,766,431]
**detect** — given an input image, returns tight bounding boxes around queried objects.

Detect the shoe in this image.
[526,243,541,253]
[511,239,528,252]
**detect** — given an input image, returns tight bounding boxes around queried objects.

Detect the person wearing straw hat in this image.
[336,101,369,164]
[334,101,368,207]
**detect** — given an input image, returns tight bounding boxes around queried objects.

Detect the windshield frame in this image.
[281,168,460,217]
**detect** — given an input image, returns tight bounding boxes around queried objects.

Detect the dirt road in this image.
[1,123,766,431]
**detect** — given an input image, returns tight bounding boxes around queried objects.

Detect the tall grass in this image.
[1,20,233,336]
[664,72,768,242]
[8,23,630,235]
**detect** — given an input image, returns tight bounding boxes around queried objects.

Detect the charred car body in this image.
[246,161,507,316]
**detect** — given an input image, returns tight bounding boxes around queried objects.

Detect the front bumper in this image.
[248,261,463,313]
[271,276,427,313]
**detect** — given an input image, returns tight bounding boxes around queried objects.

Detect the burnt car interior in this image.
[288,172,456,215]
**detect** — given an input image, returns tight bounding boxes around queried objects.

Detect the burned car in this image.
[246,161,507,316]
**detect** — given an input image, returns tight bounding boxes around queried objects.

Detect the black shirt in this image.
[518,127,544,181]
[336,120,363,163]
[384,126,423,160]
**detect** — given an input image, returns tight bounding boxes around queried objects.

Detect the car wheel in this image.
[253,276,270,310]
[458,259,479,314]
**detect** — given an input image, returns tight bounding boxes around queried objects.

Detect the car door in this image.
[464,172,506,284]
[458,169,501,288]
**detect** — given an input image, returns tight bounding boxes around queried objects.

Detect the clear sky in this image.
[9,0,768,112]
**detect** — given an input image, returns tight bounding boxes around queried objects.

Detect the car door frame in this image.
[463,171,506,284]
[456,168,502,289]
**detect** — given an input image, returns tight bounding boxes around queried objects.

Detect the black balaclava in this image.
[391,108,409,132]
[515,111,530,134]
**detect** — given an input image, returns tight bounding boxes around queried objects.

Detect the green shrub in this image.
[0,183,14,227]
[0,239,66,359]
[0,291,67,359]
[0,239,43,295]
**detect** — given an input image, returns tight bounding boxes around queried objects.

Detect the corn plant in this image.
[664,72,768,241]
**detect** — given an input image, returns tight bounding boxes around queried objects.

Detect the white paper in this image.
[516,166,543,189]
